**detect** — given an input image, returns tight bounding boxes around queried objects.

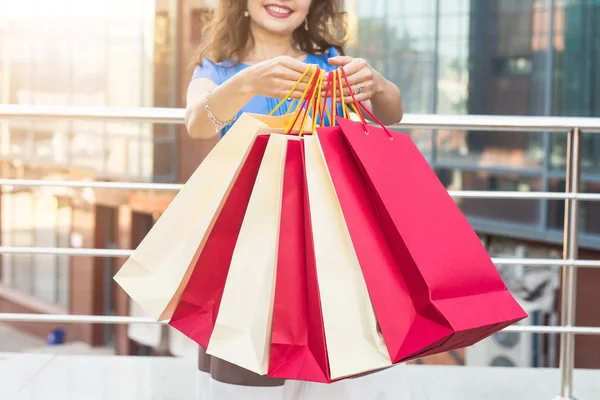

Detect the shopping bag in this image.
[315,125,431,362]
[267,138,330,383]
[303,134,392,380]
[168,135,270,347]
[206,134,288,375]
[114,113,273,321]
[332,69,527,359]
[114,111,311,322]
[166,67,319,360]
[114,64,319,322]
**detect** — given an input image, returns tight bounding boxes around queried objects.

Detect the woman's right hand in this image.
[242,56,316,99]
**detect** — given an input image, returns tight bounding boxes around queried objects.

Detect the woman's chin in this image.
[255,20,301,36]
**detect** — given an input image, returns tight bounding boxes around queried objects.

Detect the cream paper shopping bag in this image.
[206,134,289,375]
[114,113,305,322]
[303,135,392,380]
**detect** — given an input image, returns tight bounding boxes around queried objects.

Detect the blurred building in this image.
[0,0,599,367]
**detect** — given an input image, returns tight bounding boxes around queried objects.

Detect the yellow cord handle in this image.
[335,69,350,119]
[311,70,325,133]
[285,67,322,134]
[320,72,333,128]
[289,66,319,119]
[269,65,316,116]
[297,69,325,136]
[332,71,337,123]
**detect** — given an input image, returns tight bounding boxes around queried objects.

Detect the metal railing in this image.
[1,105,600,400]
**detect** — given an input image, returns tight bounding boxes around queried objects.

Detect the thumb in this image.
[328,56,353,66]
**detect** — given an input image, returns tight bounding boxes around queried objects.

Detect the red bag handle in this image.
[319,72,334,128]
[340,68,394,139]
[287,68,324,135]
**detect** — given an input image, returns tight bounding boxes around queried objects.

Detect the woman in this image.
[185,1,410,399]
[186,0,403,139]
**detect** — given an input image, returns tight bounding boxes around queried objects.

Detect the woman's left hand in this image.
[327,56,382,103]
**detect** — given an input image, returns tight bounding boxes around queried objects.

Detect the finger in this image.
[327,56,353,66]
[274,68,321,84]
[343,68,373,87]
[340,93,372,103]
[341,58,369,76]
[288,90,318,99]
[279,80,313,93]
[341,81,374,97]
[279,57,318,74]
[277,90,308,99]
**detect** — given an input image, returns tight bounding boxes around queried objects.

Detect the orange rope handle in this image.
[286,67,323,135]
[311,70,325,134]
[335,69,350,119]
[270,65,317,116]
[291,66,320,117]
[331,71,337,124]
[299,69,325,136]
[320,72,333,128]
[339,68,369,128]
[285,66,319,127]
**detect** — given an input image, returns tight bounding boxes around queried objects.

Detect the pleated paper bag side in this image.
[114,114,268,321]
[303,136,392,380]
[207,134,288,375]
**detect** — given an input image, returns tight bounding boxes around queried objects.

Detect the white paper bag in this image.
[303,135,392,380]
[207,134,288,375]
[114,114,305,322]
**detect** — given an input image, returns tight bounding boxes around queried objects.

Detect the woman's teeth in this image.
[266,5,292,15]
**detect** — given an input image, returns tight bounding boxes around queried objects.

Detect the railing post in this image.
[555,127,582,400]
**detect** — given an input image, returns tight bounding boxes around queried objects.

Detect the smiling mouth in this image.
[264,4,294,18]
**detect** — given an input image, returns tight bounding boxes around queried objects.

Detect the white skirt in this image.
[196,363,412,400]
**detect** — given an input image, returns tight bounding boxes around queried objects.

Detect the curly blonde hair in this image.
[195,0,347,66]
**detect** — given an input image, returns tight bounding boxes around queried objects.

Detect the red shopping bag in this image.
[317,126,451,362]
[320,69,526,362]
[169,136,269,348]
[268,138,330,383]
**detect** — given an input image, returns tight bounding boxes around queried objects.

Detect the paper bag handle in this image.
[286,68,325,135]
[269,65,318,117]
[340,68,394,139]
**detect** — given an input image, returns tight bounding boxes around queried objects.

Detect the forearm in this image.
[369,71,404,125]
[185,70,256,139]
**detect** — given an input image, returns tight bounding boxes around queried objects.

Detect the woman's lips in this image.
[264,4,294,19]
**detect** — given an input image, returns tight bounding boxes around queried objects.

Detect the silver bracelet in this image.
[204,87,236,132]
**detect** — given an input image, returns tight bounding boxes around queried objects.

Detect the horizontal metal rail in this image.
[2,105,600,133]
[0,178,182,192]
[0,105,185,125]
[0,313,598,335]
[0,246,598,268]
[1,179,600,201]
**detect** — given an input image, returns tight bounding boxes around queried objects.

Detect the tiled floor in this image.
[0,324,46,353]
[1,353,599,400]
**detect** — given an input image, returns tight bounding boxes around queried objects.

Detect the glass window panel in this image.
[56,197,71,309]
[440,0,470,15]
[1,191,14,287]
[438,168,542,226]
[547,179,600,237]
[70,128,105,172]
[11,191,35,295]
[550,132,600,173]
[437,130,543,170]
[33,193,57,303]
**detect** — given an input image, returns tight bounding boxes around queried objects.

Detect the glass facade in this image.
[1,189,71,307]
[0,0,178,181]
[346,0,600,247]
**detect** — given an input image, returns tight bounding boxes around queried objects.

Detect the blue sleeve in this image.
[191,58,224,84]
[326,47,341,58]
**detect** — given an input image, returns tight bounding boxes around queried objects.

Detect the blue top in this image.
[191,47,342,136]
